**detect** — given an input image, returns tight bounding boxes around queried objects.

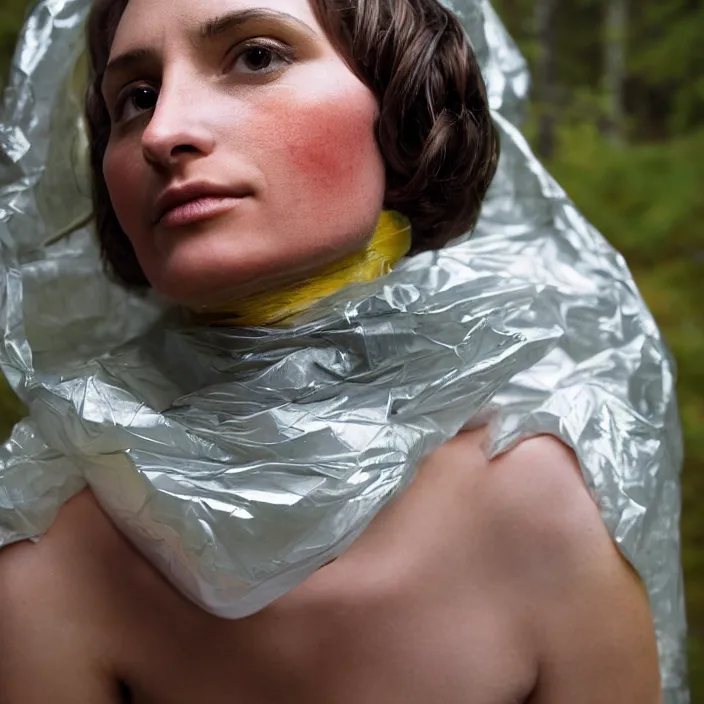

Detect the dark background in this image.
[1,0,703,697]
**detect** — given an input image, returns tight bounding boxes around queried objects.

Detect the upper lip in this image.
[153,181,253,224]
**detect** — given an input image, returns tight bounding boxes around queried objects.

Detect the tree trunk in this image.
[534,0,558,159]
[603,0,628,145]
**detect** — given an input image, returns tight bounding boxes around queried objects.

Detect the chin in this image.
[145,261,248,307]
[141,247,309,308]
[135,218,379,308]
[137,230,252,305]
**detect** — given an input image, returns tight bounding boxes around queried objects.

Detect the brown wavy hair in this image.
[85,0,500,288]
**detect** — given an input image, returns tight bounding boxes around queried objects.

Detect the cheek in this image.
[285,111,364,182]
[103,142,146,243]
[269,91,384,204]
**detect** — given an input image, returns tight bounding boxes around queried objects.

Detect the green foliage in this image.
[0,0,33,435]
[629,0,704,135]
[494,0,704,139]
[0,377,24,438]
[0,0,32,92]
[548,122,704,267]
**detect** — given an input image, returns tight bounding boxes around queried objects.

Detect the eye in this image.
[231,42,292,75]
[114,84,158,123]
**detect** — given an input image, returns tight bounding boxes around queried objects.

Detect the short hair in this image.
[85,0,500,288]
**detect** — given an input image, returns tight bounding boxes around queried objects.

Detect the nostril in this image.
[172,144,200,155]
[117,679,133,702]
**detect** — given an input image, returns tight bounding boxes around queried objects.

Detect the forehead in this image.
[111,0,321,54]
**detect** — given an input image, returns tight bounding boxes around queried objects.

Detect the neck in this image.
[190,211,412,327]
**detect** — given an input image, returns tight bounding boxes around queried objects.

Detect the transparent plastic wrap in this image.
[0,1,688,701]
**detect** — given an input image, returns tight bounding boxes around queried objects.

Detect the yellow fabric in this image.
[193,211,412,327]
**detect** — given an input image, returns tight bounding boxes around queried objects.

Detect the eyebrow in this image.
[103,48,157,93]
[102,9,318,93]
[200,9,319,41]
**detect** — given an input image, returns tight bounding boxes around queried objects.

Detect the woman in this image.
[0,0,685,701]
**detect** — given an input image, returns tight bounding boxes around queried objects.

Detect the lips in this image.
[153,181,253,225]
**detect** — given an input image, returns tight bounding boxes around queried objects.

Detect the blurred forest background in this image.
[1,0,703,698]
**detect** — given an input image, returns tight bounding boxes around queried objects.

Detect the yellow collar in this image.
[191,211,412,327]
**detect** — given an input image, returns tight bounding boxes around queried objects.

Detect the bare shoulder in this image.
[449,431,661,703]
[407,429,600,564]
[428,428,596,528]
[473,432,603,560]
[0,491,123,703]
[0,489,127,609]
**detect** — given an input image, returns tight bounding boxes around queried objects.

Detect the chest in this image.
[116,557,531,704]
[106,459,535,704]
[55,432,536,703]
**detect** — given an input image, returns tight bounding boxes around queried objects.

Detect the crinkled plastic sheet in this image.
[0,0,688,701]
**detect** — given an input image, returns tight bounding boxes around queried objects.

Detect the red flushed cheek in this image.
[276,97,381,196]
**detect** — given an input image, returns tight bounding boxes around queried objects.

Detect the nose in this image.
[141,80,216,170]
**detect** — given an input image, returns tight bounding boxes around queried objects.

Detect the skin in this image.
[0,430,662,703]
[102,0,386,307]
[0,1,664,702]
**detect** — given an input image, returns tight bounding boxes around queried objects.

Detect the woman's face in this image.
[102,0,386,307]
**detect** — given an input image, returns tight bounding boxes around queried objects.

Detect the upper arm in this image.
[483,435,662,704]
[0,502,120,704]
